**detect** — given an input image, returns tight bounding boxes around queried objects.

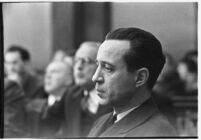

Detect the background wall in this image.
[3,2,197,71]
[112,3,197,61]
[3,3,52,70]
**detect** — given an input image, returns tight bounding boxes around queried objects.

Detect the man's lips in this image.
[95,83,103,92]
[95,86,104,93]
[96,89,103,93]
[95,89,107,99]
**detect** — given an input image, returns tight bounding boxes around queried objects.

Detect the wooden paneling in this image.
[51,2,111,52]
[52,3,75,54]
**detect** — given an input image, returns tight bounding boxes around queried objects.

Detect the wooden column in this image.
[51,2,111,53]
[73,2,111,49]
[51,3,75,54]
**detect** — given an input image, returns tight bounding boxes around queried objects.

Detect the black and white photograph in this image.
[0,1,198,139]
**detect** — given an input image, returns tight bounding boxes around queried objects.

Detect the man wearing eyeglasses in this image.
[73,42,100,90]
[62,41,112,137]
[40,42,112,138]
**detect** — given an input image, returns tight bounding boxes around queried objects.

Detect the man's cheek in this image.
[108,85,115,98]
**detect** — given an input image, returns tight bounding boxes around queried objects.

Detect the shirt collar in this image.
[48,94,63,106]
[113,105,140,123]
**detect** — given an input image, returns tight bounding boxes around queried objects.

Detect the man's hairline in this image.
[5,50,30,62]
[75,44,99,61]
[46,61,73,73]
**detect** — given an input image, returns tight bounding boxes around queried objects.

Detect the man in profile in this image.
[88,28,177,137]
[4,45,41,100]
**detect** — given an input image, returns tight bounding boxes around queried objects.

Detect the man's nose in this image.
[45,72,51,80]
[75,60,84,70]
[92,67,103,83]
[7,65,14,71]
[9,66,16,73]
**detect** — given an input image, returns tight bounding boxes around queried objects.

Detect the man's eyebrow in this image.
[99,60,114,67]
[96,58,114,65]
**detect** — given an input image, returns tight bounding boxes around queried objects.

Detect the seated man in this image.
[42,42,112,138]
[4,45,42,100]
[88,27,178,137]
[26,60,74,137]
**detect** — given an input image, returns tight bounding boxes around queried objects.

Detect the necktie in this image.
[97,113,117,136]
[108,114,117,126]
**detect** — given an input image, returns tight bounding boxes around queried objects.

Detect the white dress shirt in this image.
[48,95,62,106]
[114,105,140,123]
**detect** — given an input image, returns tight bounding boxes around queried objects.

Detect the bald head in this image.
[44,61,73,94]
[78,42,100,60]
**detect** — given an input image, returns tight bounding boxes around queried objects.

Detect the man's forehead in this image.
[97,40,130,61]
[76,44,98,59]
[47,62,70,71]
[5,51,21,60]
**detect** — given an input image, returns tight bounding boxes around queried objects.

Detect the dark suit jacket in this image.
[4,79,28,138]
[62,86,112,137]
[39,85,112,138]
[22,72,42,100]
[88,98,178,137]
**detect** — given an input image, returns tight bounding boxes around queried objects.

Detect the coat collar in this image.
[100,97,159,136]
[71,86,85,98]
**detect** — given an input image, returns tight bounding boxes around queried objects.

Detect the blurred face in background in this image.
[5,51,26,76]
[73,43,99,88]
[44,61,73,94]
[177,62,188,81]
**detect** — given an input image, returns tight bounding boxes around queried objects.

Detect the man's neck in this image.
[19,70,31,85]
[113,87,151,114]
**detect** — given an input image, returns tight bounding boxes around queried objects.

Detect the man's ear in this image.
[134,68,149,87]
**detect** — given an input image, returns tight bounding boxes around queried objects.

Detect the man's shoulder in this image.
[93,112,112,126]
[23,71,42,90]
[126,111,178,137]
[4,79,25,103]
[128,99,178,136]
[26,72,41,84]
[62,85,84,107]
[67,85,84,98]
[145,111,178,135]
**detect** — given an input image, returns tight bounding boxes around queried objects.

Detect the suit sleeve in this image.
[37,92,66,137]
[4,80,28,138]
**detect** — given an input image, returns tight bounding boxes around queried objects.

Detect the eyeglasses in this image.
[74,57,96,65]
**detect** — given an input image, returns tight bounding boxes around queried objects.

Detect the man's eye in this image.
[95,61,99,66]
[103,64,113,72]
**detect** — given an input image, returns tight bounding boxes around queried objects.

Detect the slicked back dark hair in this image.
[6,45,30,62]
[105,27,166,89]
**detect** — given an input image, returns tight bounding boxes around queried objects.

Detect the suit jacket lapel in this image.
[88,112,113,137]
[100,98,158,137]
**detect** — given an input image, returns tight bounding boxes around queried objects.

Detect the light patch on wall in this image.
[3,3,52,71]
